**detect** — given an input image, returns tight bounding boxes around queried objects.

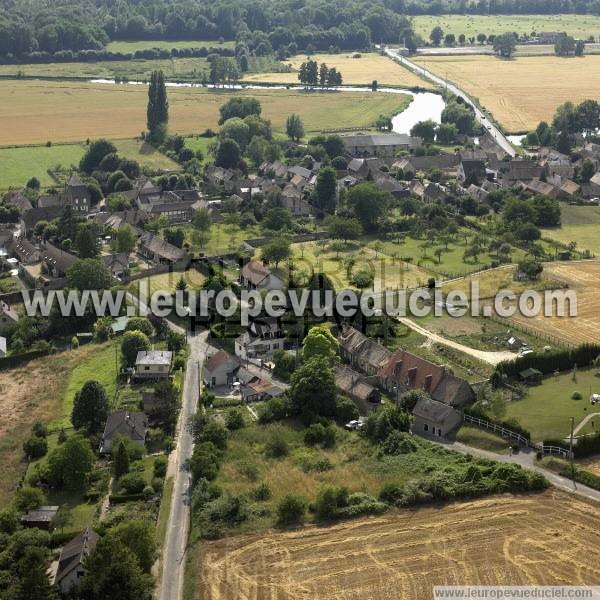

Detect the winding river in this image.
[89,78,445,135]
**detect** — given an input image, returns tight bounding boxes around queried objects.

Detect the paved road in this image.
[397,316,516,366]
[381,46,516,158]
[159,330,210,600]
[432,439,600,503]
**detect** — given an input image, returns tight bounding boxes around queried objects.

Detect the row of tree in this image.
[298,60,343,88]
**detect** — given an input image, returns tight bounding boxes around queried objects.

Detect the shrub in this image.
[124,316,154,337]
[190,442,220,482]
[571,391,582,400]
[314,485,349,521]
[118,473,146,494]
[249,482,271,501]
[265,432,289,458]
[381,431,417,455]
[197,421,228,451]
[23,435,48,459]
[334,396,359,424]
[152,477,164,493]
[153,456,167,478]
[304,423,326,446]
[143,485,154,500]
[226,409,245,430]
[258,396,291,423]
[31,421,48,438]
[237,460,259,481]
[277,494,306,526]
[379,482,404,504]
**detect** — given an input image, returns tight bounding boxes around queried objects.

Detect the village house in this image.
[235,317,290,360]
[0,301,19,334]
[498,160,544,187]
[394,154,460,176]
[21,205,63,234]
[239,260,284,291]
[99,410,148,454]
[100,252,130,279]
[4,189,32,213]
[39,174,91,214]
[338,326,392,377]
[53,528,99,596]
[458,159,486,185]
[346,157,385,180]
[335,363,381,415]
[412,396,463,438]
[203,349,241,388]
[21,505,59,530]
[138,231,189,268]
[134,350,172,380]
[7,236,41,264]
[341,133,422,159]
[235,367,285,402]
[41,242,78,279]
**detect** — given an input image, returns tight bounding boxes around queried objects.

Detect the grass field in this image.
[192,489,600,600]
[543,204,600,255]
[0,80,411,145]
[106,40,236,52]
[412,14,600,40]
[243,52,430,88]
[0,138,178,190]
[412,54,600,132]
[456,425,511,453]
[504,367,600,441]
[129,268,206,297]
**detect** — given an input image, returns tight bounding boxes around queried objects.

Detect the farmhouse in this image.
[138,232,189,268]
[21,205,63,233]
[342,133,422,158]
[235,317,289,360]
[0,301,19,334]
[21,505,59,530]
[412,396,462,438]
[4,189,32,213]
[134,350,172,380]
[100,252,130,279]
[203,349,241,388]
[334,363,381,414]
[458,159,486,185]
[54,528,99,596]
[99,410,147,454]
[41,242,78,278]
[7,236,40,264]
[239,260,284,291]
[338,326,392,376]
[39,174,91,214]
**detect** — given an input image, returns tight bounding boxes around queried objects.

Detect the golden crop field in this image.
[412,55,600,132]
[0,80,411,145]
[194,490,600,600]
[243,52,430,88]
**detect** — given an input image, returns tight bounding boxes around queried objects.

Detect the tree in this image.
[493,32,517,58]
[75,222,99,258]
[554,35,576,56]
[302,324,338,362]
[147,70,169,143]
[80,536,153,600]
[147,380,179,434]
[286,113,304,142]
[115,225,136,254]
[314,166,337,212]
[290,357,337,419]
[436,122,458,144]
[215,138,241,169]
[113,440,130,479]
[347,182,390,231]
[192,207,212,231]
[444,33,456,47]
[477,33,487,45]
[220,117,251,151]
[72,380,109,435]
[277,494,306,526]
[218,97,261,124]
[410,119,436,143]
[106,520,156,573]
[580,159,595,183]
[327,216,362,242]
[575,39,585,56]
[164,227,185,248]
[576,99,600,136]
[79,139,117,173]
[430,26,443,46]
[121,330,151,367]
[15,486,46,512]
[13,546,58,600]
[264,206,293,231]
[67,258,112,291]
[261,237,291,268]
[46,435,94,491]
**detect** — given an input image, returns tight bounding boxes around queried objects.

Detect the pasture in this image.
[0,80,411,145]
[504,367,600,441]
[543,204,600,255]
[0,139,178,190]
[412,54,600,132]
[412,14,600,41]
[193,490,600,600]
[243,52,431,88]
[105,40,236,52]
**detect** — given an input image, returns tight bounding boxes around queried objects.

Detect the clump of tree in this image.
[493,32,517,58]
[298,60,342,88]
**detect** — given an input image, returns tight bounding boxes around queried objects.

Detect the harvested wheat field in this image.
[194,490,600,600]
[0,80,410,145]
[412,55,600,132]
[506,261,600,346]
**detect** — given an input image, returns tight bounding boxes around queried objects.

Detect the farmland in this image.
[0,80,411,145]
[0,139,178,190]
[243,52,431,88]
[504,367,600,441]
[543,204,600,255]
[106,39,236,52]
[412,54,600,132]
[192,490,600,600]
[412,14,600,41]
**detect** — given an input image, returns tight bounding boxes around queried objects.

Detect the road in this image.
[397,316,516,366]
[431,438,600,504]
[159,330,210,600]
[381,46,516,157]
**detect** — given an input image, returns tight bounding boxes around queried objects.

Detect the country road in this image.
[398,316,516,366]
[381,46,516,158]
[159,330,210,600]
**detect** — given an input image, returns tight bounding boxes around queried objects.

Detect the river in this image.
[89,78,445,135]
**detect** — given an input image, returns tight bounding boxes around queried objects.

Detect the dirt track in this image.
[195,490,600,600]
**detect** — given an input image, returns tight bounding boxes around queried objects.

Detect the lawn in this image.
[411,14,600,41]
[504,368,600,441]
[54,341,119,429]
[0,80,413,144]
[130,268,206,297]
[0,139,178,190]
[456,425,511,453]
[543,204,600,255]
[106,40,236,52]
[412,54,600,132]
[182,222,263,257]
[243,52,430,88]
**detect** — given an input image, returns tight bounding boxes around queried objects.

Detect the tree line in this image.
[298,60,343,88]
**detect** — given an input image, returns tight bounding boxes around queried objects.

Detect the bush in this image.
[23,435,48,459]
[264,432,289,458]
[258,396,291,423]
[32,421,48,438]
[124,316,154,337]
[277,494,306,526]
[143,485,155,500]
[334,396,359,424]
[152,477,164,493]
[380,431,417,455]
[118,473,146,494]
[190,442,220,482]
[363,404,411,442]
[226,409,245,431]
[153,456,167,478]
[314,485,349,521]
[197,421,228,451]
[249,482,271,501]
[571,391,582,400]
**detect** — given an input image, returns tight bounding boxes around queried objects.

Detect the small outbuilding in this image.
[21,505,59,530]
[519,367,543,385]
[412,397,462,439]
[134,350,172,380]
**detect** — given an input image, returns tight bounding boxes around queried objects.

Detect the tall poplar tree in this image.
[147,70,169,143]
